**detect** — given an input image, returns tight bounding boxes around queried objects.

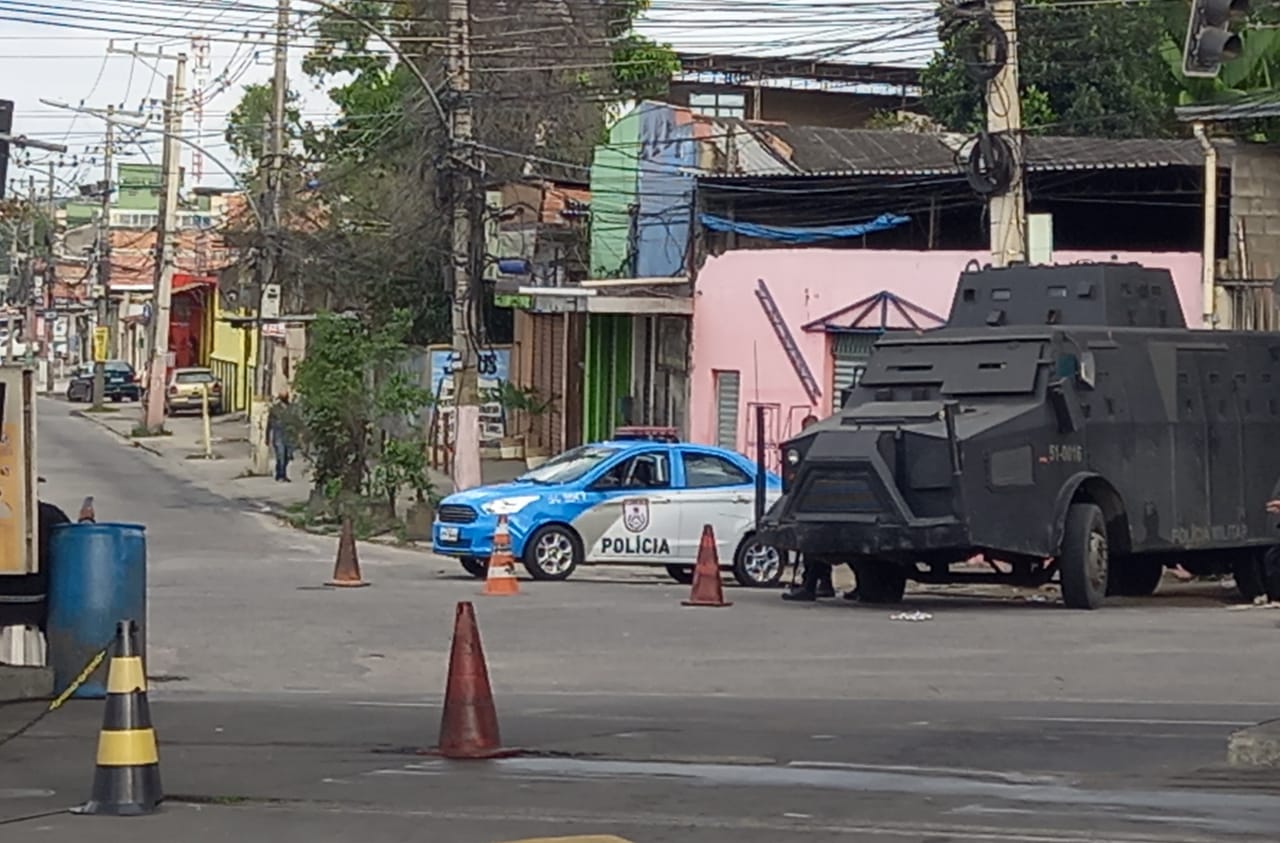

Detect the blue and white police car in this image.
[432,429,786,586]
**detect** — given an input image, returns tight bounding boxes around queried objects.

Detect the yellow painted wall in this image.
[208,293,258,412]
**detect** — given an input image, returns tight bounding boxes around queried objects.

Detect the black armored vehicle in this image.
[757,262,1280,609]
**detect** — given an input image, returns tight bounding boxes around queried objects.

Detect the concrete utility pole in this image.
[23,177,35,359]
[250,0,291,475]
[142,58,187,433]
[92,105,115,410]
[448,0,483,492]
[44,161,55,393]
[987,0,1026,267]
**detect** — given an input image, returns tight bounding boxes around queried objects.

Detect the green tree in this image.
[224,0,677,345]
[921,0,1180,138]
[224,82,304,169]
[292,310,432,503]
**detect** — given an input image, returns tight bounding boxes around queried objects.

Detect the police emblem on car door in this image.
[623,497,650,532]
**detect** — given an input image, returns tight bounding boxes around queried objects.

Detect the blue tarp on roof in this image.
[698,212,910,244]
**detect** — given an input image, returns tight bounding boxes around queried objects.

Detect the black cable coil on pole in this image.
[966,131,1016,198]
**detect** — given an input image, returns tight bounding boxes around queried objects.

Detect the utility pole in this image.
[250,0,291,475]
[43,161,55,392]
[91,105,114,410]
[23,177,35,362]
[448,0,483,492]
[142,57,187,433]
[987,0,1026,267]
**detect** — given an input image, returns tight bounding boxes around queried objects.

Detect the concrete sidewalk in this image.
[59,398,528,522]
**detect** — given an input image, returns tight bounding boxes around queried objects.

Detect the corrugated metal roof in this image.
[698,121,1213,179]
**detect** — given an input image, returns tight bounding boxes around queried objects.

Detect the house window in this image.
[689,92,746,118]
[714,370,741,450]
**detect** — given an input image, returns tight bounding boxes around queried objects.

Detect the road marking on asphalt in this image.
[1008,716,1253,727]
[495,838,634,843]
[788,761,1063,785]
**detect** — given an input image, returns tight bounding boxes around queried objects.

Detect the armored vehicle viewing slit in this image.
[756,262,1280,609]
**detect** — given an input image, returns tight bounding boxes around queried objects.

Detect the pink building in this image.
[690,249,1204,460]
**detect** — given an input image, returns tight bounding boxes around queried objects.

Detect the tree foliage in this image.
[921,0,1180,138]
[292,310,432,503]
[224,0,677,346]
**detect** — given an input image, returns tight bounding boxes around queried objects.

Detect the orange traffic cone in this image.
[327,516,371,588]
[683,524,732,608]
[432,602,517,759]
[482,515,520,596]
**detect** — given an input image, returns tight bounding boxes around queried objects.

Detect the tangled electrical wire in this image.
[965,131,1016,198]
[939,0,1009,85]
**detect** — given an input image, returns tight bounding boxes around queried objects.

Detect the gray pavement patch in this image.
[1228,719,1280,769]
[0,789,55,800]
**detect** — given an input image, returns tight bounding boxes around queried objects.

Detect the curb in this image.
[70,409,166,457]
[0,665,54,703]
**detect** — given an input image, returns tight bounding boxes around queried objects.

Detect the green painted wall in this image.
[116,163,184,211]
[583,314,633,442]
[588,110,641,279]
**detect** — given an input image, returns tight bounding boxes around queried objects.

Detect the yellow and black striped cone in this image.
[75,619,163,816]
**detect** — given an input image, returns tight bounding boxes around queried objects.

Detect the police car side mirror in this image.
[1077,351,1096,390]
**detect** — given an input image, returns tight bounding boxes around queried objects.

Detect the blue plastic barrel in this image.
[46,523,147,699]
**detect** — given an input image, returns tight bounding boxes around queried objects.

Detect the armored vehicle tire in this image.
[851,561,907,604]
[460,557,487,579]
[522,525,582,581]
[666,564,695,585]
[1107,558,1163,597]
[1060,503,1109,610]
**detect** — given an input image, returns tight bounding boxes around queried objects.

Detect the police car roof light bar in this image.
[612,426,680,443]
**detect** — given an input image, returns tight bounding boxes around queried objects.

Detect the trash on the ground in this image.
[890,611,933,622]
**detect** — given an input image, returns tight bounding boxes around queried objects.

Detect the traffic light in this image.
[1183,0,1249,78]
[0,99,12,201]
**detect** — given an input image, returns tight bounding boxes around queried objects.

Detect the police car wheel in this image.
[732,537,784,588]
[665,565,695,584]
[1060,503,1108,610]
[460,557,487,579]
[523,525,582,581]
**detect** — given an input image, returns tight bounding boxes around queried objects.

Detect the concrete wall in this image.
[667,82,900,130]
[635,105,698,278]
[688,249,1204,456]
[589,110,641,277]
[1228,145,1280,281]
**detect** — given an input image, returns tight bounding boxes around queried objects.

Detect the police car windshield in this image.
[518,445,620,484]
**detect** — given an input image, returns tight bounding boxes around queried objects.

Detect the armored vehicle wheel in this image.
[1060,503,1108,610]
[1107,558,1163,597]
[666,564,694,585]
[851,561,907,604]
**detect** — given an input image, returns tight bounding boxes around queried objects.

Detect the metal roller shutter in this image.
[715,370,741,450]
[832,333,877,413]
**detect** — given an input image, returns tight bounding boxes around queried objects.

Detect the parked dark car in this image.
[66,360,141,403]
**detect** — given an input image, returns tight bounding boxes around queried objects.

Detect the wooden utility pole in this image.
[142,57,187,433]
[987,0,1026,267]
[448,0,483,492]
[91,105,114,410]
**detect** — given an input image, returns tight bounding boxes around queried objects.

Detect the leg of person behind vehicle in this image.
[782,555,835,602]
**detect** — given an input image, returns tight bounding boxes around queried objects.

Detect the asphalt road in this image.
[5,398,1280,842]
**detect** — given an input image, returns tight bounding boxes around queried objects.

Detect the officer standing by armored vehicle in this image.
[759,262,1280,609]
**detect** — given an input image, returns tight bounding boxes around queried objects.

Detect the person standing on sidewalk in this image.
[266,393,297,483]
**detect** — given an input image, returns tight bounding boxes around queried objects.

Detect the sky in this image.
[0,0,941,193]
